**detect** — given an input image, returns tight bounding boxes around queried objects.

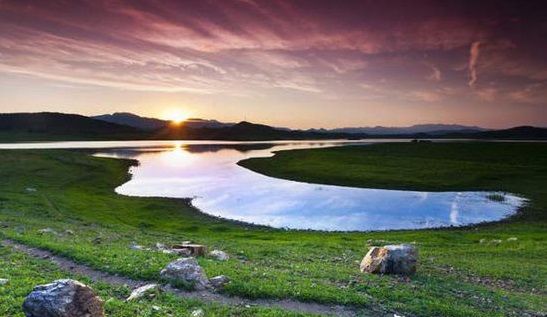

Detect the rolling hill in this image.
[0,112,143,141]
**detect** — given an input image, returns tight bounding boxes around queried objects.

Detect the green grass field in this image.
[0,142,546,316]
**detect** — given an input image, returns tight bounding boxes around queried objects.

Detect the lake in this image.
[1,140,525,231]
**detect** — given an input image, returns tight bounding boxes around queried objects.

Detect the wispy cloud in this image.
[427,65,442,82]
[468,41,481,87]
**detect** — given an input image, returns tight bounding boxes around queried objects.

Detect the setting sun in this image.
[162,109,190,125]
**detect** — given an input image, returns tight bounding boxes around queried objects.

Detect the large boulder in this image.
[360,244,418,275]
[22,279,104,317]
[160,258,209,290]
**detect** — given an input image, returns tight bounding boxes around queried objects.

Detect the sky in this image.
[0,0,546,129]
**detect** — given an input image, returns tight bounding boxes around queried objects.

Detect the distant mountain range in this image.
[323,124,487,135]
[1,112,546,141]
[92,112,234,130]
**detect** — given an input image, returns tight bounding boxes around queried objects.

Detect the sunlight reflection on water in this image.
[90,141,524,231]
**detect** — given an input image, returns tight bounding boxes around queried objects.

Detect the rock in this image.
[491,239,502,245]
[0,278,9,285]
[209,275,230,290]
[360,247,389,273]
[22,279,104,317]
[160,258,209,290]
[38,228,58,235]
[25,187,37,193]
[507,237,518,242]
[64,229,75,235]
[191,308,204,317]
[172,248,192,257]
[209,250,229,261]
[126,284,160,301]
[360,244,418,275]
[171,243,207,256]
[155,243,175,254]
[129,243,145,250]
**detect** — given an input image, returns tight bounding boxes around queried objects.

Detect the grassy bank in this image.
[0,246,308,317]
[240,142,547,221]
[0,143,546,316]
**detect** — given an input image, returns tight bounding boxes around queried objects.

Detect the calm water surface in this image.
[1,140,525,231]
[92,141,524,231]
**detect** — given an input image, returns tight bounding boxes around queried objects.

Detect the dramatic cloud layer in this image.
[0,0,546,128]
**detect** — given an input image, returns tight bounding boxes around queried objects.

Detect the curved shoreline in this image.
[109,143,525,232]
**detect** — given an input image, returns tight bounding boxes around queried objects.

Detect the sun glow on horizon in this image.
[162,108,191,125]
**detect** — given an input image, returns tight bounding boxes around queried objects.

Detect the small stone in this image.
[0,278,9,285]
[171,244,207,256]
[64,229,75,235]
[152,305,160,311]
[37,228,58,235]
[191,308,204,317]
[209,250,229,261]
[22,279,104,317]
[25,187,37,193]
[479,238,486,244]
[360,244,418,275]
[130,243,145,250]
[209,275,230,290]
[160,258,209,290]
[507,237,518,242]
[491,239,502,245]
[126,284,160,301]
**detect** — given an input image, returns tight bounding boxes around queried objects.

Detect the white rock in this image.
[360,244,418,275]
[37,228,58,235]
[126,284,159,301]
[209,250,229,261]
[160,258,209,290]
[129,243,145,250]
[507,237,518,241]
[22,279,104,317]
[191,308,204,317]
[0,278,9,285]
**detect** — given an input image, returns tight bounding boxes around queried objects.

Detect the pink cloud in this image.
[468,41,481,87]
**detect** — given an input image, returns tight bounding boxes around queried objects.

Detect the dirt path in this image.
[2,239,394,317]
